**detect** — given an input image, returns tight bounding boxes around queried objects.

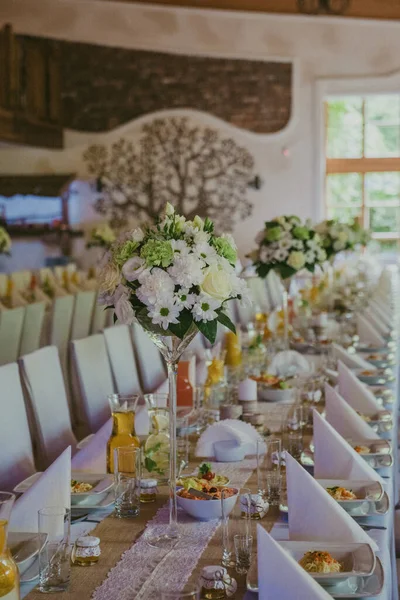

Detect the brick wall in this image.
[21,36,292,134]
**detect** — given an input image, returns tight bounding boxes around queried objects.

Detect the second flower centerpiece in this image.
[250,216,327,346]
[98,202,248,548]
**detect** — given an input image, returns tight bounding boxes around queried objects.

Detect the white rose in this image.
[287,251,306,271]
[193,215,204,230]
[200,266,233,301]
[131,228,145,243]
[122,256,146,281]
[115,294,135,325]
[99,262,121,294]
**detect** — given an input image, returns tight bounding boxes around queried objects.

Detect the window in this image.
[325,95,400,252]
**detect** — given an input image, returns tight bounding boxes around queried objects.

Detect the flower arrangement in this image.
[315,219,356,259]
[251,216,327,279]
[98,203,248,344]
[86,223,116,250]
[0,227,11,255]
[350,220,371,247]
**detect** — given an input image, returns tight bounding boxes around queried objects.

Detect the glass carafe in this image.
[107,395,140,474]
[143,394,170,484]
[0,492,20,600]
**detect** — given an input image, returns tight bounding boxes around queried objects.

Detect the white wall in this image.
[1,0,400,262]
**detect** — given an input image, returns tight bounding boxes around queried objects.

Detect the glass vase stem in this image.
[282,289,289,349]
[167,358,178,538]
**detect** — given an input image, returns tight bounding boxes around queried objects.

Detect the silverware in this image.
[188,488,213,500]
[360,525,387,531]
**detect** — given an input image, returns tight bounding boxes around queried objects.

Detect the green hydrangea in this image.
[140,239,174,267]
[265,226,282,242]
[213,236,237,265]
[115,240,140,266]
[292,226,310,241]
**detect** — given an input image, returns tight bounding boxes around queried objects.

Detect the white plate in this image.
[247,544,381,595]
[9,531,47,575]
[13,472,42,494]
[353,368,395,386]
[71,490,115,514]
[316,479,383,510]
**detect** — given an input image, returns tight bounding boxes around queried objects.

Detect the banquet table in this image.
[21,354,399,600]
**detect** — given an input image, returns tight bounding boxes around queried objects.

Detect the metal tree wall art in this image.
[83,117,255,231]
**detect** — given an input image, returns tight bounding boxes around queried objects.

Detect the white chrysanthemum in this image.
[306,238,321,252]
[193,230,210,245]
[171,239,190,257]
[305,250,316,264]
[130,228,145,243]
[333,239,346,251]
[231,275,251,305]
[136,268,175,306]
[193,242,218,265]
[274,248,289,262]
[277,237,292,251]
[317,249,327,262]
[168,254,204,287]
[192,294,221,322]
[122,257,147,281]
[183,222,200,238]
[149,299,181,330]
[221,232,237,250]
[260,246,275,263]
[175,289,196,309]
[291,239,304,251]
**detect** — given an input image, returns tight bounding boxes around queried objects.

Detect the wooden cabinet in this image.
[0,24,63,148]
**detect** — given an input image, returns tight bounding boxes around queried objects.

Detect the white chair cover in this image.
[48,295,75,360]
[19,346,77,468]
[19,301,46,357]
[71,334,114,433]
[0,363,36,491]
[104,325,142,395]
[70,290,96,341]
[0,274,7,296]
[0,307,25,366]
[91,299,109,334]
[131,323,166,393]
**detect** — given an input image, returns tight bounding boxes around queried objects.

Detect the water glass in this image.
[265,471,282,506]
[234,534,253,575]
[221,487,251,568]
[159,583,201,599]
[114,446,141,518]
[257,438,282,504]
[38,507,71,593]
[282,405,304,461]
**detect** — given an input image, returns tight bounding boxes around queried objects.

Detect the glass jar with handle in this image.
[107,394,140,474]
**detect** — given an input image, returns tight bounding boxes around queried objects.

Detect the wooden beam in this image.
[0,174,75,198]
[326,158,400,174]
[122,0,400,20]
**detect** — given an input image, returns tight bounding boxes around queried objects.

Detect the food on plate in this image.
[177,485,237,500]
[356,411,372,422]
[299,551,342,574]
[353,445,370,454]
[198,462,215,481]
[177,463,229,490]
[360,370,376,376]
[251,374,291,390]
[71,480,93,493]
[367,354,382,361]
[326,486,357,501]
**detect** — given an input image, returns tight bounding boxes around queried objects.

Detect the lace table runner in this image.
[93,458,257,600]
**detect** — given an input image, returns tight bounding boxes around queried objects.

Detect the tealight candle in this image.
[238,378,257,402]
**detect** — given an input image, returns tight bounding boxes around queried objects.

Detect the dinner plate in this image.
[358,411,393,435]
[9,531,47,575]
[315,479,383,510]
[71,491,115,514]
[300,446,393,471]
[247,552,384,597]
[356,345,388,354]
[370,386,395,406]
[348,439,393,469]
[353,368,395,386]
[290,341,332,355]
[280,489,389,518]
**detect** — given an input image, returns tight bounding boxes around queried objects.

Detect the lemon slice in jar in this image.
[144,432,170,474]
[151,413,169,432]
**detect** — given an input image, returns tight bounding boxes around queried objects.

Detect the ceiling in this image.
[121,0,400,20]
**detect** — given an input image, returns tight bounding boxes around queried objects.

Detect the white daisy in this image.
[175,288,196,309]
[149,299,181,330]
[170,239,190,257]
[260,246,275,263]
[277,237,292,251]
[274,248,289,262]
[192,242,218,265]
[305,250,316,264]
[192,294,221,322]
[291,240,304,251]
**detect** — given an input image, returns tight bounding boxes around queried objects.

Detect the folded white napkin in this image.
[257,525,332,600]
[368,300,393,327]
[332,344,375,370]
[338,361,381,415]
[325,384,379,442]
[363,308,391,337]
[356,313,386,347]
[195,419,262,457]
[71,421,111,473]
[313,410,383,483]
[10,447,71,533]
[269,351,311,377]
[286,453,377,549]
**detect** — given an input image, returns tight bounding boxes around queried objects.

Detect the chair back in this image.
[19,301,46,356]
[70,290,96,341]
[19,346,77,468]
[132,323,166,393]
[0,363,36,491]
[0,307,25,365]
[103,325,142,396]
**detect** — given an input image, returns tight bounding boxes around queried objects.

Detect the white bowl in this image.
[214,440,246,462]
[258,385,294,403]
[177,488,238,521]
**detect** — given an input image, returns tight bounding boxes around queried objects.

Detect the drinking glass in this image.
[38,507,71,593]
[159,583,201,599]
[282,405,304,461]
[234,534,253,575]
[256,438,282,505]
[221,487,251,568]
[114,446,141,518]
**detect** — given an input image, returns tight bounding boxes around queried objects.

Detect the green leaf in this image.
[217,311,236,335]
[168,309,193,339]
[277,264,297,279]
[256,263,272,278]
[196,319,217,345]
[144,457,158,473]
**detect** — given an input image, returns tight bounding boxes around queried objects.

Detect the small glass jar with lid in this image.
[199,566,237,599]
[72,536,101,566]
[140,478,158,503]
